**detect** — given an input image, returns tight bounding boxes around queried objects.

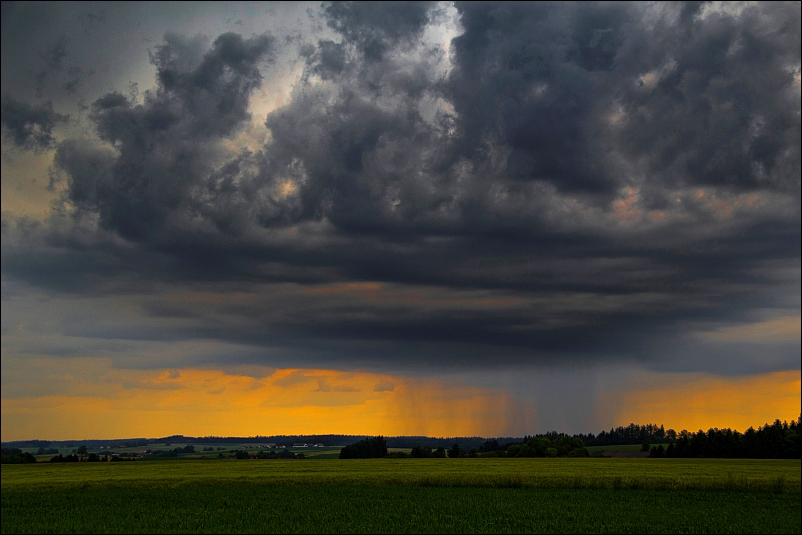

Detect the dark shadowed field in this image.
[2,458,800,533]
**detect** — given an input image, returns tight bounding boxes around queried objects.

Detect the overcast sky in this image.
[2,1,800,441]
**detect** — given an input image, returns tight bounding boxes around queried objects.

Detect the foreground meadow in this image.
[2,458,800,533]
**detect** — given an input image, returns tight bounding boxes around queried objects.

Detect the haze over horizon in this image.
[2,1,800,442]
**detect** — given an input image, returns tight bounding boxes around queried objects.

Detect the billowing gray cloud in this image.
[323,1,436,61]
[1,2,799,376]
[52,31,275,241]
[446,1,801,197]
[1,97,68,151]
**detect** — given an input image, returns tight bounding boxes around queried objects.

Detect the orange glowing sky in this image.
[2,361,799,441]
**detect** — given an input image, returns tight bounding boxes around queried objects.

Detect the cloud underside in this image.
[2,2,800,373]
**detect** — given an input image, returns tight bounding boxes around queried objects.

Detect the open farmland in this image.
[2,458,800,533]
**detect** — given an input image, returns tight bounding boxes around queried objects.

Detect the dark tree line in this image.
[234,448,302,459]
[409,445,447,458]
[1,448,37,464]
[584,423,671,446]
[2,440,52,449]
[3,434,521,452]
[4,417,798,463]
[648,419,800,459]
[477,435,589,458]
[49,453,109,462]
[339,436,388,459]
[49,454,81,462]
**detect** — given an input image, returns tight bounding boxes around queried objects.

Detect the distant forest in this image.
[3,416,800,463]
[502,418,800,460]
[0,424,675,450]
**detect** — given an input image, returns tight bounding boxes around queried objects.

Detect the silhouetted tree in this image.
[339,436,388,459]
[0,449,37,464]
[448,443,464,458]
[479,440,500,453]
[410,445,432,458]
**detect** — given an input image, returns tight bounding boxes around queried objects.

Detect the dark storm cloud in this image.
[322,1,436,61]
[50,31,275,241]
[614,2,801,194]
[0,97,68,151]
[302,39,347,80]
[446,1,801,197]
[2,2,800,373]
[446,2,613,192]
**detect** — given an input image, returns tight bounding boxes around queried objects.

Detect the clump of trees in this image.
[406,438,589,459]
[409,445,447,458]
[649,419,800,459]
[151,445,196,458]
[268,449,302,459]
[410,445,432,458]
[339,436,388,459]
[1,445,116,464]
[446,444,479,458]
[586,423,671,446]
[475,436,588,458]
[1,448,37,464]
[233,449,302,459]
[448,444,464,458]
[49,454,80,462]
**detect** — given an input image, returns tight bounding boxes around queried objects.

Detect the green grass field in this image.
[2,458,800,533]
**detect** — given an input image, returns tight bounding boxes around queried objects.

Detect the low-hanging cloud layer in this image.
[2,2,800,437]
